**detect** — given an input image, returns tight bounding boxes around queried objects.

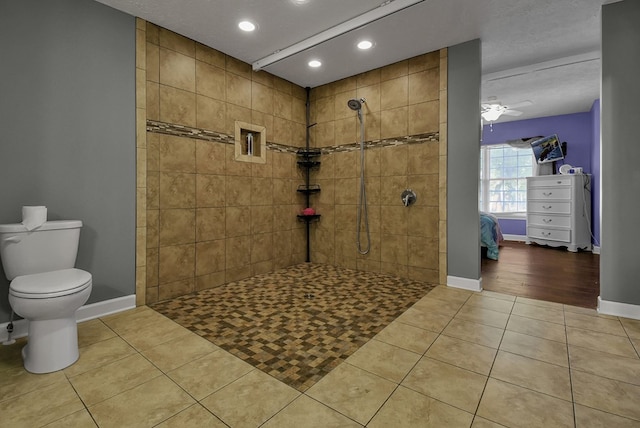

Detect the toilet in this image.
[0,220,92,373]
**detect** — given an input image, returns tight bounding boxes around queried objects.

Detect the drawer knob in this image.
[543,218,552,223]
[543,205,552,209]
[542,231,551,237]
[543,192,553,196]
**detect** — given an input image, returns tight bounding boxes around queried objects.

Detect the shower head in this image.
[347,98,366,111]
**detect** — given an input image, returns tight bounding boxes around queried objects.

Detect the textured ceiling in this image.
[95,0,620,123]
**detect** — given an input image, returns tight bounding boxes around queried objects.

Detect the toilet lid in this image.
[10,268,92,299]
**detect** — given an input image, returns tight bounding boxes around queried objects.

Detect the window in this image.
[479,144,534,214]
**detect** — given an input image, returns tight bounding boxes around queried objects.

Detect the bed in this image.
[480,212,503,260]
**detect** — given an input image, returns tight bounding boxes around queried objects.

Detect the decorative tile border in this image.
[147,120,439,155]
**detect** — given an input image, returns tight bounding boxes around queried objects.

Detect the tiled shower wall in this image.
[140,22,310,304]
[135,20,448,303]
[308,51,447,284]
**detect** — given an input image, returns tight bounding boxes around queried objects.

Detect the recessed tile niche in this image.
[235,121,266,164]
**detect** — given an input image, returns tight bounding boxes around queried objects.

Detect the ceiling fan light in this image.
[482,109,502,122]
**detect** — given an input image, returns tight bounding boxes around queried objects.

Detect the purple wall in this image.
[481,111,599,243]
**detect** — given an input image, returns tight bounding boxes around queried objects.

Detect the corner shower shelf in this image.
[296,184,321,194]
[296,148,322,168]
[297,214,321,223]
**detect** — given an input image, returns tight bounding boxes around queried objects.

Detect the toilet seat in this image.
[10,268,92,299]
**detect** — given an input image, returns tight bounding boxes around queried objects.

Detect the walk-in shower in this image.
[348,98,370,255]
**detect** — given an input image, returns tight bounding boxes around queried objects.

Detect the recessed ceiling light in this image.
[357,40,373,50]
[290,0,309,4]
[308,60,322,68]
[238,21,256,32]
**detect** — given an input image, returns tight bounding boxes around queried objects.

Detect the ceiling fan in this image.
[481,99,533,122]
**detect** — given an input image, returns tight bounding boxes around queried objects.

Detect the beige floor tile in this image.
[119,316,192,351]
[506,314,566,343]
[564,304,617,319]
[88,376,195,428]
[63,336,136,377]
[500,330,569,367]
[77,318,117,348]
[442,317,504,348]
[477,378,574,428]
[621,318,640,340]
[574,403,640,428]
[424,285,472,304]
[306,362,396,425]
[511,302,565,325]
[632,337,640,356]
[0,337,26,372]
[479,290,516,302]
[42,409,97,427]
[490,351,572,400]
[455,305,509,329]
[368,385,474,428]
[566,326,637,358]
[471,416,507,427]
[411,296,465,317]
[516,296,564,310]
[572,370,640,421]
[402,357,487,413]
[374,320,439,354]
[168,350,253,400]
[565,311,627,336]
[141,332,221,372]
[426,335,497,375]
[0,381,85,427]
[69,353,162,406]
[261,395,362,428]
[100,306,162,335]
[0,365,67,403]
[569,345,640,386]
[395,307,453,333]
[156,404,227,427]
[201,369,300,427]
[465,294,514,314]
[346,339,421,383]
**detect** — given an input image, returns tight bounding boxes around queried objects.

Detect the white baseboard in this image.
[1,294,136,343]
[592,245,601,254]
[598,296,640,320]
[503,234,527,241]
[447,275,483,292]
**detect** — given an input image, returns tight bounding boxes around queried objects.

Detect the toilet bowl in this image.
[9,269,92,373]
[0,219,92,374]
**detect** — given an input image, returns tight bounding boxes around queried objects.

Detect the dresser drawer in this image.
[528,187,572,201]
[527,213,571,228]
[528,201,571,214]
[527,177,573,188]
[527,226,571,243]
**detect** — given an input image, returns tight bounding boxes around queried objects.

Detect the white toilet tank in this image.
[0,220,82,281]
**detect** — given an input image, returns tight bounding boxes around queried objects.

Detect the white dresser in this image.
[526,174,592,252]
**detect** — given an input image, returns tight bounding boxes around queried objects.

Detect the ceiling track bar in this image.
[252,0,425,71]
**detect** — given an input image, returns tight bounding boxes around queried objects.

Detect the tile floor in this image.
[2,280,640,427]
[150,264,434,391]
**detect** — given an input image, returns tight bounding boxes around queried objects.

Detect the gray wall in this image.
[447,40,482,282]
[0,0,136,321]
[600,1,640,305]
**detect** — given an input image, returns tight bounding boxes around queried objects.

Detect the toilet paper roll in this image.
[21,206,47,231]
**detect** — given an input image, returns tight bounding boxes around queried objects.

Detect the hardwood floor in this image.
[481,240,600,308]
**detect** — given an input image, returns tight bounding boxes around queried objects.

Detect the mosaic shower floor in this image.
[151,263,435,391]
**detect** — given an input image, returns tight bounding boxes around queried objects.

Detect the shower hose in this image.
[356,109,370,255]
